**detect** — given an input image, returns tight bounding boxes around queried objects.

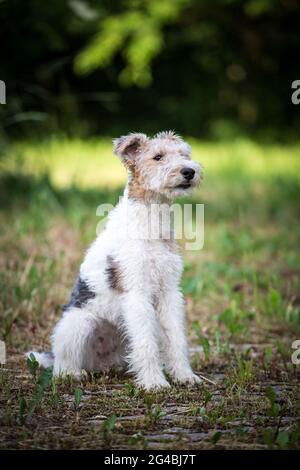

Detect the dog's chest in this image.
[142,240,183,288]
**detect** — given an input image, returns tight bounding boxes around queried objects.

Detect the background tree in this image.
[0,0,299,139]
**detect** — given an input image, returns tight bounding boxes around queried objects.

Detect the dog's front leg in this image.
[159,289,201,385]
[121,292,170,390]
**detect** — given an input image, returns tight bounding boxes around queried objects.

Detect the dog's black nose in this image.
[180,167,195,180]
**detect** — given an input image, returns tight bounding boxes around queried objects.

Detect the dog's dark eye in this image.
[153,154,163,161]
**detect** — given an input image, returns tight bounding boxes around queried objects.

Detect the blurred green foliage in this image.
[75,0,188,86]
[0,0,299,139]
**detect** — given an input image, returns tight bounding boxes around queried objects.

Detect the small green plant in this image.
[211,431,222,444]
[74,387,83,410]
[28,367,53,417]
[288,306,300,326]
[263,345,273,370]
[266,287,284,318]
[262,386,294,449]
[263,423,300,450]
[26,353,39,380]
[261,280,300,326]
[191,389,212,418]
[191,405,207,418]
[205,400,225,426]
[226,353,254,395]
[236,355,254,384]
[124,382,137,397]
[275,431,289,449]
[192,322,210,361]
[203,390,213,406]
[18,397,27,425]
[17,366,53,424]
[265,386,281,418]
[148,405,167,424]
[103,414,117,442]
[144,394,166,424]
[263,429,274,448]
[219,303,254,336]
[51,378,59,408]
[263,429,291,449]
[289,423,300,449]
[144,393,155,412]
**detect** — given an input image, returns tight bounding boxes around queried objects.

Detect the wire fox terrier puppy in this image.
[28,131,202,390]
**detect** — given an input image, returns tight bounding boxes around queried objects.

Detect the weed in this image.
[263,346,273,371]
[26,353,39,380]
[124,382,138,398]
[74,388,83,410]
[263,423,300,450]
[17,397,27,425]
[211,431,222,445]
[103,414,117,442]
[219,302,254,337]
[148,405,167,425]
[28,367,53,417]
[192,322,210,361]
[265,386,281,418]
[51,378,59,408]
[226,353,254,396]
[143,394,167,425]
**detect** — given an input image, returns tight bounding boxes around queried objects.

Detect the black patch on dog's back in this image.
[63,274,95,310]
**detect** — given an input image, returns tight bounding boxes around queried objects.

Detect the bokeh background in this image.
[0,0,300,450]
[1,0,300,139]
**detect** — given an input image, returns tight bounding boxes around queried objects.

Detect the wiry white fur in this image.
[28,131,203,390]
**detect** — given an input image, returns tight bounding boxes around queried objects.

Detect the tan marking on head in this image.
[128,169,148,201]
[113,131,196,201]
[128,157,162,201]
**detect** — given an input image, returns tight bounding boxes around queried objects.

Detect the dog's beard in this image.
[147,172,201,200]
[160,185,194,200]
[169,176,200,197]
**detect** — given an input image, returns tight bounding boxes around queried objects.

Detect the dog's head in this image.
[113,131,202,200]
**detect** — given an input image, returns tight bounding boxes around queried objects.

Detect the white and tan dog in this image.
[28,131,202,390]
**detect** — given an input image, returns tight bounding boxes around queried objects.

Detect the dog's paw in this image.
[137,376,171,391]
[173,372,202,386]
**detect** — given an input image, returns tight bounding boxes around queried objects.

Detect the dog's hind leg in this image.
[52,307,96,378]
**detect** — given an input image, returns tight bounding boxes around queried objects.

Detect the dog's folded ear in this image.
[113,133,148,166]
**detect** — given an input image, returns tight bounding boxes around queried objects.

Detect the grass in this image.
[0,135,300,449]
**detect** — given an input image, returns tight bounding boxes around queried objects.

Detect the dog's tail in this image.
[26,351,54,368]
